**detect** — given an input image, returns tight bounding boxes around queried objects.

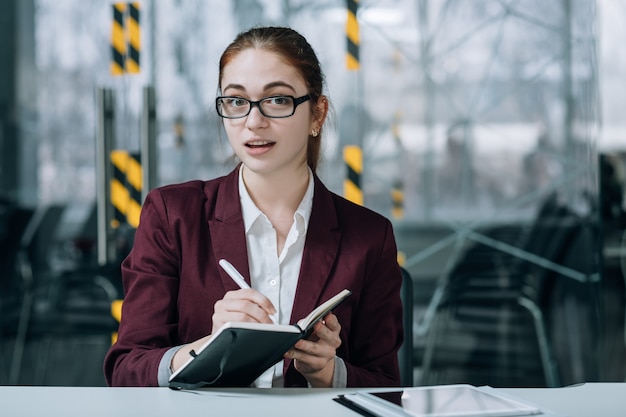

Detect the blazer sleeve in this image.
[103,188,183,387]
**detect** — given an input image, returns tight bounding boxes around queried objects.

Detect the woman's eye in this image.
[268,96,290,106]
[231,98,248,107]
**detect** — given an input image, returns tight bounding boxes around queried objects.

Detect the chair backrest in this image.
[0,205,35,303]
[13,204,65,296]
[420,195,588,388]
[516,200,581,306]
[20,204,66,270]
[398,267,414,387]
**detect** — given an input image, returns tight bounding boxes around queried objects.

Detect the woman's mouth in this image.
[245,140,275,148]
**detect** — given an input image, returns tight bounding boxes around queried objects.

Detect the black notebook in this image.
[168,289,351,389]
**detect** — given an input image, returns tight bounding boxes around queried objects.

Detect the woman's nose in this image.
[245,106,268,129]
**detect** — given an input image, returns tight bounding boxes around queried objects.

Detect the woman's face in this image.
[220,48,318,177]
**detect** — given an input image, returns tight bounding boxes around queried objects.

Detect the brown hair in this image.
[218,27,326,173]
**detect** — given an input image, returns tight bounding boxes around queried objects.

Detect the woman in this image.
[104,26,403,388]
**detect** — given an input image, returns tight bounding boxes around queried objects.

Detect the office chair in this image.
[0,204,34,383]
[10,204,119,385]
[419,196,580,388]
[398,266,414,387]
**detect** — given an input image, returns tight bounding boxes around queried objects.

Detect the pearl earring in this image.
[311,129,319,137]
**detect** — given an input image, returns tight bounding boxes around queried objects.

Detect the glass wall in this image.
[2,0,624,387]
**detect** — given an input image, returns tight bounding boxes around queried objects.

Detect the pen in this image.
[218,259,278,323]
[218,259,250,289]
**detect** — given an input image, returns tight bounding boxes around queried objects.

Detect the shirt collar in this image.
[239,166,314,235]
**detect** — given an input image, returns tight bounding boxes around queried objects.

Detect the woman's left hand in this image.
[284,313,342,387]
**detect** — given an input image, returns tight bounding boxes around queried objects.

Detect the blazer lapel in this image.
[208,167,251,290]
[285,176,342,385]
[289,176,341,325]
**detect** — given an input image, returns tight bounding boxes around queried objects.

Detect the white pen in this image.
[218,259,278,323]
[218,259,250,289]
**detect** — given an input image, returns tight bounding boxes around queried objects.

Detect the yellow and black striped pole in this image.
[111,299,123,344]
[391,112,404,219]
[110,150,143,229]
[126,3,141,73]
[391,180,404,219]
[392,111,402,146]
[110,2,141,75]
[344,145,363,205]
[110,3,126,75]
[110,150,127,228]
[346,0,360,71]
[397,251,406,268]
[124,151,142,227]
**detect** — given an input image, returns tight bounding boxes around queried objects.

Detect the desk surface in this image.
[0,383,624,417]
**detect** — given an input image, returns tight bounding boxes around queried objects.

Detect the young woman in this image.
[104,26,404,388]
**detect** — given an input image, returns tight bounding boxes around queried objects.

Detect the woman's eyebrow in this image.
[263,81,296,93]
[222,81,297,95]
[222,83,245,93]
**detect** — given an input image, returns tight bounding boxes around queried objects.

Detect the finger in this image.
[286,342,324,364]
[215,303,266,323]
[223,289,277,318]
[294,336,339,358]
[287,342,335,376]
[215,295,275,324]
[322,313,340,332]
[310,314,341,345]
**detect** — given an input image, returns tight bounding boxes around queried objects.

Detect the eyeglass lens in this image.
[219,96,295,118]
[216,95,310,119]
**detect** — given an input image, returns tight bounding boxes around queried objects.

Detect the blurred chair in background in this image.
[0,201,35,383]
[418,195,599,388]
[398,267,414,387]
[9,204,119,385]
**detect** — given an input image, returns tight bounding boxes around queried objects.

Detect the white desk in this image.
[501,383,626,417]
[0,383,624,417]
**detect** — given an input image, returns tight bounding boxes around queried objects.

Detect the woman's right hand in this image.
[212,288,277,332]
[170,288,276,373]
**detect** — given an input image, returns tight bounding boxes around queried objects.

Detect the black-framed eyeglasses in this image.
[215,94,311,119]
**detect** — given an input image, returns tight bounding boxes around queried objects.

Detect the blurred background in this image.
[1,0,625,387]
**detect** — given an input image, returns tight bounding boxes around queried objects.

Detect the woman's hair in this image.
[219,26,327,173]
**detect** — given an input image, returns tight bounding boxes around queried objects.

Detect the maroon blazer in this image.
[103,168,404,387]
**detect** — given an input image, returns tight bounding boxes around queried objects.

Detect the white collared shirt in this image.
[238,166,313,387]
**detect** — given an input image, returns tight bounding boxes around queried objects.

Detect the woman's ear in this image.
[313,95,329,127]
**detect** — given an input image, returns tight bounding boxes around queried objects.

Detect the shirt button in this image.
[270,279,277,286]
